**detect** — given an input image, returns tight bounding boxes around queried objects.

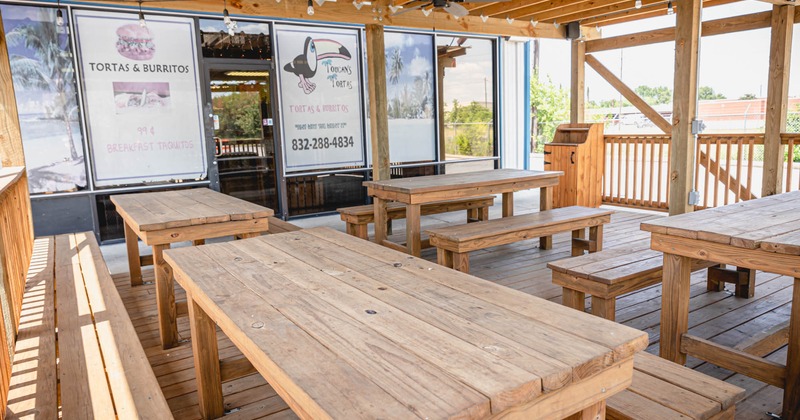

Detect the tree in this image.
[634,85,672,105]
[530,72,569,150]
[699,86,726,100]
[387,48,403,85]
[444,100,493,156]
[6,9,80,160]
[739,93,757,100]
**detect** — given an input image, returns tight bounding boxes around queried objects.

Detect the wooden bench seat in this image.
[607,352,745,419]
[427,206,613,273]
[548,242,726,321]
[6,232,171,419]
[338,196,494,240]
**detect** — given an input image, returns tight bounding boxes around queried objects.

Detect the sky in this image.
[537,2,800,102]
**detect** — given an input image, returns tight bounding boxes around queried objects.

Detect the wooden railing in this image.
[0,167,33,413]
[602,133,800,210]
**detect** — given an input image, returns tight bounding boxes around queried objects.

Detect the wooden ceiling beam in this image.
[468,0,551,18]
[74,0,566,38]
[509,0,630,22]
[582,0,735,26]
[585,8,794,52]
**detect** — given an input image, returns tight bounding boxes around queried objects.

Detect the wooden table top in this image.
[164,227,647,419]
[641,190,800,255]
[110,188,274,232]
[362,169,563,195]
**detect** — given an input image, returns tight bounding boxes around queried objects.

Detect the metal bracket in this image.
[688,190,700,206]
[691,119,706,135]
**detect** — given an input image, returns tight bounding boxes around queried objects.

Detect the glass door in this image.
[209,69,278,211]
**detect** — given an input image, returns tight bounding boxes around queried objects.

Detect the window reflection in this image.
[436,36,496,161]
[200,19,271,59]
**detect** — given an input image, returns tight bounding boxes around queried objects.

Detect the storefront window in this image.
[200,19,270,59]
[436,35,497,162]
[1,5,87,194]
[385,31,436,164]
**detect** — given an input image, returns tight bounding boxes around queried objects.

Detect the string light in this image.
[223,0,232,25]
[530,20,538,28]
[667,0,674,15]
[307,0,315,15]
[635,0,642,9]
[506,16,514,24]
[138,0,146,27]
[480,14,488,22]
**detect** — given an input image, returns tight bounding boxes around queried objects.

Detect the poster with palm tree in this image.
[1,4,87,193]
[385,32,435,163]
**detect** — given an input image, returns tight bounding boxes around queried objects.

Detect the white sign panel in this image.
[275,25,364,172]
[74,10,206,186]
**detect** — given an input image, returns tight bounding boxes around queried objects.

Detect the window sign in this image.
[275,24,365,172]
[74,10,207,186]
[1,5,87,193]
[385,32,436,163]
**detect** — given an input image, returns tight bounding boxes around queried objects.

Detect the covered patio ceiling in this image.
[80,0,793,39]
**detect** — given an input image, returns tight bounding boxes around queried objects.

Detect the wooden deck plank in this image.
[110,208,790,419]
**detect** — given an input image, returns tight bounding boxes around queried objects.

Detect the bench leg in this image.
[562,288,586,312]
[187,293,224,420]
[564,401,606,420]
[539,186,553,250]
[479,206,489,221]
[437,248,454,269]
[387,219,393,236]
[571,229,586,257]
[124,222,143,286]
[452,252,470,273]
[707,265,755,298]
[193,239,206,246]
[374,198,389,245]
[591,296,616,321]
[589,225,603,252]
[782,277,800,419]
[154,244,179,349]
[707,264,727,292]
[406,203,422,257]
[736,266,756,298]
[467,208,478,223]
[348,223,368,240]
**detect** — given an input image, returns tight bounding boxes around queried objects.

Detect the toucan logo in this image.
[284,37,352,95]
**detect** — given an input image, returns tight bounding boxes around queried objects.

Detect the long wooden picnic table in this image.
[164,227,648,420]
[111,187,273,349]
[641,190,800,419]
[363,169,563,256]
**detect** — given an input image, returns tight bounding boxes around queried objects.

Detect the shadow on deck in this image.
[111,209,788,419]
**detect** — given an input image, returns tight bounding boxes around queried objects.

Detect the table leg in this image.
[124,222,143,287]
[154,244,178,349]
[502,192,514,217]
[660,252,692,364]
[187,292,223,420]
[539,186,554,250]
[373,198,388,245]
[782,277,800,419]
[565,401,606,420]
[406,203,422,257]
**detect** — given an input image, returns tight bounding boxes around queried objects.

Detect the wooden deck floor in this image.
[113,209,789,419]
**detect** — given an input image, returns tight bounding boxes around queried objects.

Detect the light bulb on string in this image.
[307,0,315,15]
[56,9,64,26]
[635,0,641,9]
[667,0,674,15]
[138,0,146,27]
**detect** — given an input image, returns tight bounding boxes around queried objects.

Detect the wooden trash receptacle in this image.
[543,123,604,208]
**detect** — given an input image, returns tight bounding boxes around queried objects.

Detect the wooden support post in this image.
[365,24,390,182]
[153,244,178,349]
[0,13,25,166]
[783,277,800,419]
[660,252,692,364]
[669,0,702,215]
[570,40,585,124]
[762,4,794,197]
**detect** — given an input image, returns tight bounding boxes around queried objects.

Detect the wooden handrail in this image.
[0,166,33,414]
[602,133,800,210]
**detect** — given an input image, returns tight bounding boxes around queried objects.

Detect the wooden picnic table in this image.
[363,168,563,256]
[641,190,800,419]
[164,227,648,420]
[111,188,273,349]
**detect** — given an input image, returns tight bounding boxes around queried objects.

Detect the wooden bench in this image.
[6,232,172,419]
[548,243,730,321]
[266,216,302,234]
[607,352,745,419]
[338,196,494,240]
[427,206,613,273]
